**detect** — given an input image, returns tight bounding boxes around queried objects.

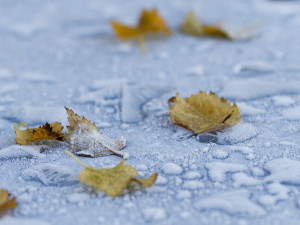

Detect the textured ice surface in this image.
[22,163,78,186]
[1,0,300,224]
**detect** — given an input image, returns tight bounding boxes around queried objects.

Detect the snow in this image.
[1,0,300,224]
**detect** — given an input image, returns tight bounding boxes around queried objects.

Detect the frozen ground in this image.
[0,0,300,224]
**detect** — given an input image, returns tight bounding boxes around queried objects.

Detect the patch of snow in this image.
[155,175,168,185]
[0,68,13,79]
[259,182,290,206]
[67,193,91,203]
[186,65,205,76]
[237,102,266,116]
[0,217,51,225]
[252,167,265,177]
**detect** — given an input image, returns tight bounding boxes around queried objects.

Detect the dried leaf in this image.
[65,151,157,197]
[65,107,127,158]
[0,189,17,216]
[180,11,258,41]
[14,122,65,145]
[111,9,171,51]
[168,91,240,134]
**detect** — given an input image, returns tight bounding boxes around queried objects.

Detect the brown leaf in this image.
[111,9,171,51]
[180,11,258,41]
[14,122,65,145]
[168,91,240,134]
[66,151,157,197]
[0,189,17,216]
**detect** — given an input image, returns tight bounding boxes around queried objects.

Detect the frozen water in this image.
[1,0,300,224]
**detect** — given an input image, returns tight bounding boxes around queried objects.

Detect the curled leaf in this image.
[168,91,240,134]
[180,11,258,41]
[0,189,17,216]
[14,122,65,145]
[65,151,157,197]
[65,107,127,158]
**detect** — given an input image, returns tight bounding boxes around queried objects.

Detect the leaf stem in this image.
[65,150,88,168]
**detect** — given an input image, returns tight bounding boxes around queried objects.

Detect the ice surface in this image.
[1,0,300,224]
[0,217,51,225]
[194,190,266,216]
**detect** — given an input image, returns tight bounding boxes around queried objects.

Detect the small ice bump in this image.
[272,96,295,106]
[176,190,192,199]
[155,175,168,185]
[258,182,290,206]
[143,207,167,221]
[252,167,265,177]
[183,171,202,180]
[264,158,300,185]
[67,193,90,203]
[281,106,300,120]
[233,61,275,75]
[205,162,247,182]
[162,163,183,175]
[232,172,262,187]
[194,190,266,216]
[136,165,148,171]
[115,43,133,53]
[183,180,204,190]
[186,65,204,76]
[237,102,265,116]
[211,149,229,159]
[0,68,13,79]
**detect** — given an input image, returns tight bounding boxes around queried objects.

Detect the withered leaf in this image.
[14,122,65,145]
[168,91,240,134]
[111,9,172,51]
[65,151,157,197]
[65,107,127,158]
[180,11,258,41]
[0,189,17,216]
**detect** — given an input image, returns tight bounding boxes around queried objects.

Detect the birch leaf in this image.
[14,122,65,145]
[168,91,240,134]
[111,9,171,51]
[65,151,157,197]
[65,107,127,158]
[180,11,258,41]
[0,190,17,216]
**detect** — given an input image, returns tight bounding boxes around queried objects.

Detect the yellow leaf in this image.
[0,189,17,216]
[168,91,240,134]
[65,151,157,197]
[180,11,258,41]
[65,107,127,158]
[14,122,65,145]
[111,9,171,52]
